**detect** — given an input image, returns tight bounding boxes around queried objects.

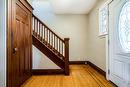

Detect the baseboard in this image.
[69,61,87,65]
[32,69,64,75]
[87,61,106,77]
[69,61,106,76]
[32,61,106,76]
[87,61,118,87]
[109,80,118,87]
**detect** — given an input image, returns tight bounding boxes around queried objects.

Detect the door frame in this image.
[7,0,14,87]
[105,0,113,80]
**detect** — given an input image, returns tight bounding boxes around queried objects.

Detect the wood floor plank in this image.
[21,65,115,87]
[86,65,115,87]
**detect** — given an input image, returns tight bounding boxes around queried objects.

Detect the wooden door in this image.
[7,0,33,87]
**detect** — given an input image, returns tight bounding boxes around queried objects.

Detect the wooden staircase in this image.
[32,14,70,75]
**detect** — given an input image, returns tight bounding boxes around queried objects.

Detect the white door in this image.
[109,0,130,87]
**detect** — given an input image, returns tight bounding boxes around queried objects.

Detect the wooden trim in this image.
[20,0,34,11]
[64,38,70,75]
[69,61,87,65]
[87,61,106,77]
[25,0,34,9]
[7,0,13,86]
[32,69,64,75]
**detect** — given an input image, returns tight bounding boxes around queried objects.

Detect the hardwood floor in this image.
[21,65,116,87]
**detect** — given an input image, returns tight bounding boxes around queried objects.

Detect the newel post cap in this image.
[64,38,70,41]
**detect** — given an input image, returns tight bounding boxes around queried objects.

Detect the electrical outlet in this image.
[85,62,87,65]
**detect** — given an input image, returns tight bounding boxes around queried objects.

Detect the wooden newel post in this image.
[64,38,70,75]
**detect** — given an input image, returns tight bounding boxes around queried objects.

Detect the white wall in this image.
[0,0,6,87]
[32,0,88,69]
[32,0,107,71]
[87,0,106,71]
[33,46,60,69]
[27,0,33,5]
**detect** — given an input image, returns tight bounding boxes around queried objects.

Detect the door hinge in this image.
[108,39,110,45]
[108,10,110,16]
[108,69,110,74]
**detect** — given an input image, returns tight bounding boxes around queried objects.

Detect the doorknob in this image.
[13,48,18,53]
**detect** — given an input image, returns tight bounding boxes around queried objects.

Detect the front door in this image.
[109,0,130,87]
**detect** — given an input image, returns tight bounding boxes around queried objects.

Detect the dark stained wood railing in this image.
[32,14,69,75]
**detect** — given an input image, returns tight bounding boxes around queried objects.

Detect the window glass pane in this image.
[99,5,108,35]
[119,1,130,52]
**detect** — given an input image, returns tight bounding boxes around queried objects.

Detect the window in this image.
[99,3,109,36]
[119,1,130,52]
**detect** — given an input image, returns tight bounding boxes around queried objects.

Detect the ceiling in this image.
[32,0,97,14]
[50,0,97,14]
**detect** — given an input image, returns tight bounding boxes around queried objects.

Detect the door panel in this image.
[11,1,32,87]
[12,18,21,87]
[7,0,32,87]
[109,0,130,86]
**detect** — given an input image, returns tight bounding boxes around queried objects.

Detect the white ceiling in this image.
[32,0,97,14]
[50,0,97,14]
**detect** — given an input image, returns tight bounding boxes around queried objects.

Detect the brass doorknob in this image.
[13,48,18,53]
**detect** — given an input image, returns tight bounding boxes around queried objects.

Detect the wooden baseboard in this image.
[32,61,105,76]
[87,61,106,77]
[69,61,106,77]
[69,61,87,65]
[87,61,118,87]
[32,69,64,75]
